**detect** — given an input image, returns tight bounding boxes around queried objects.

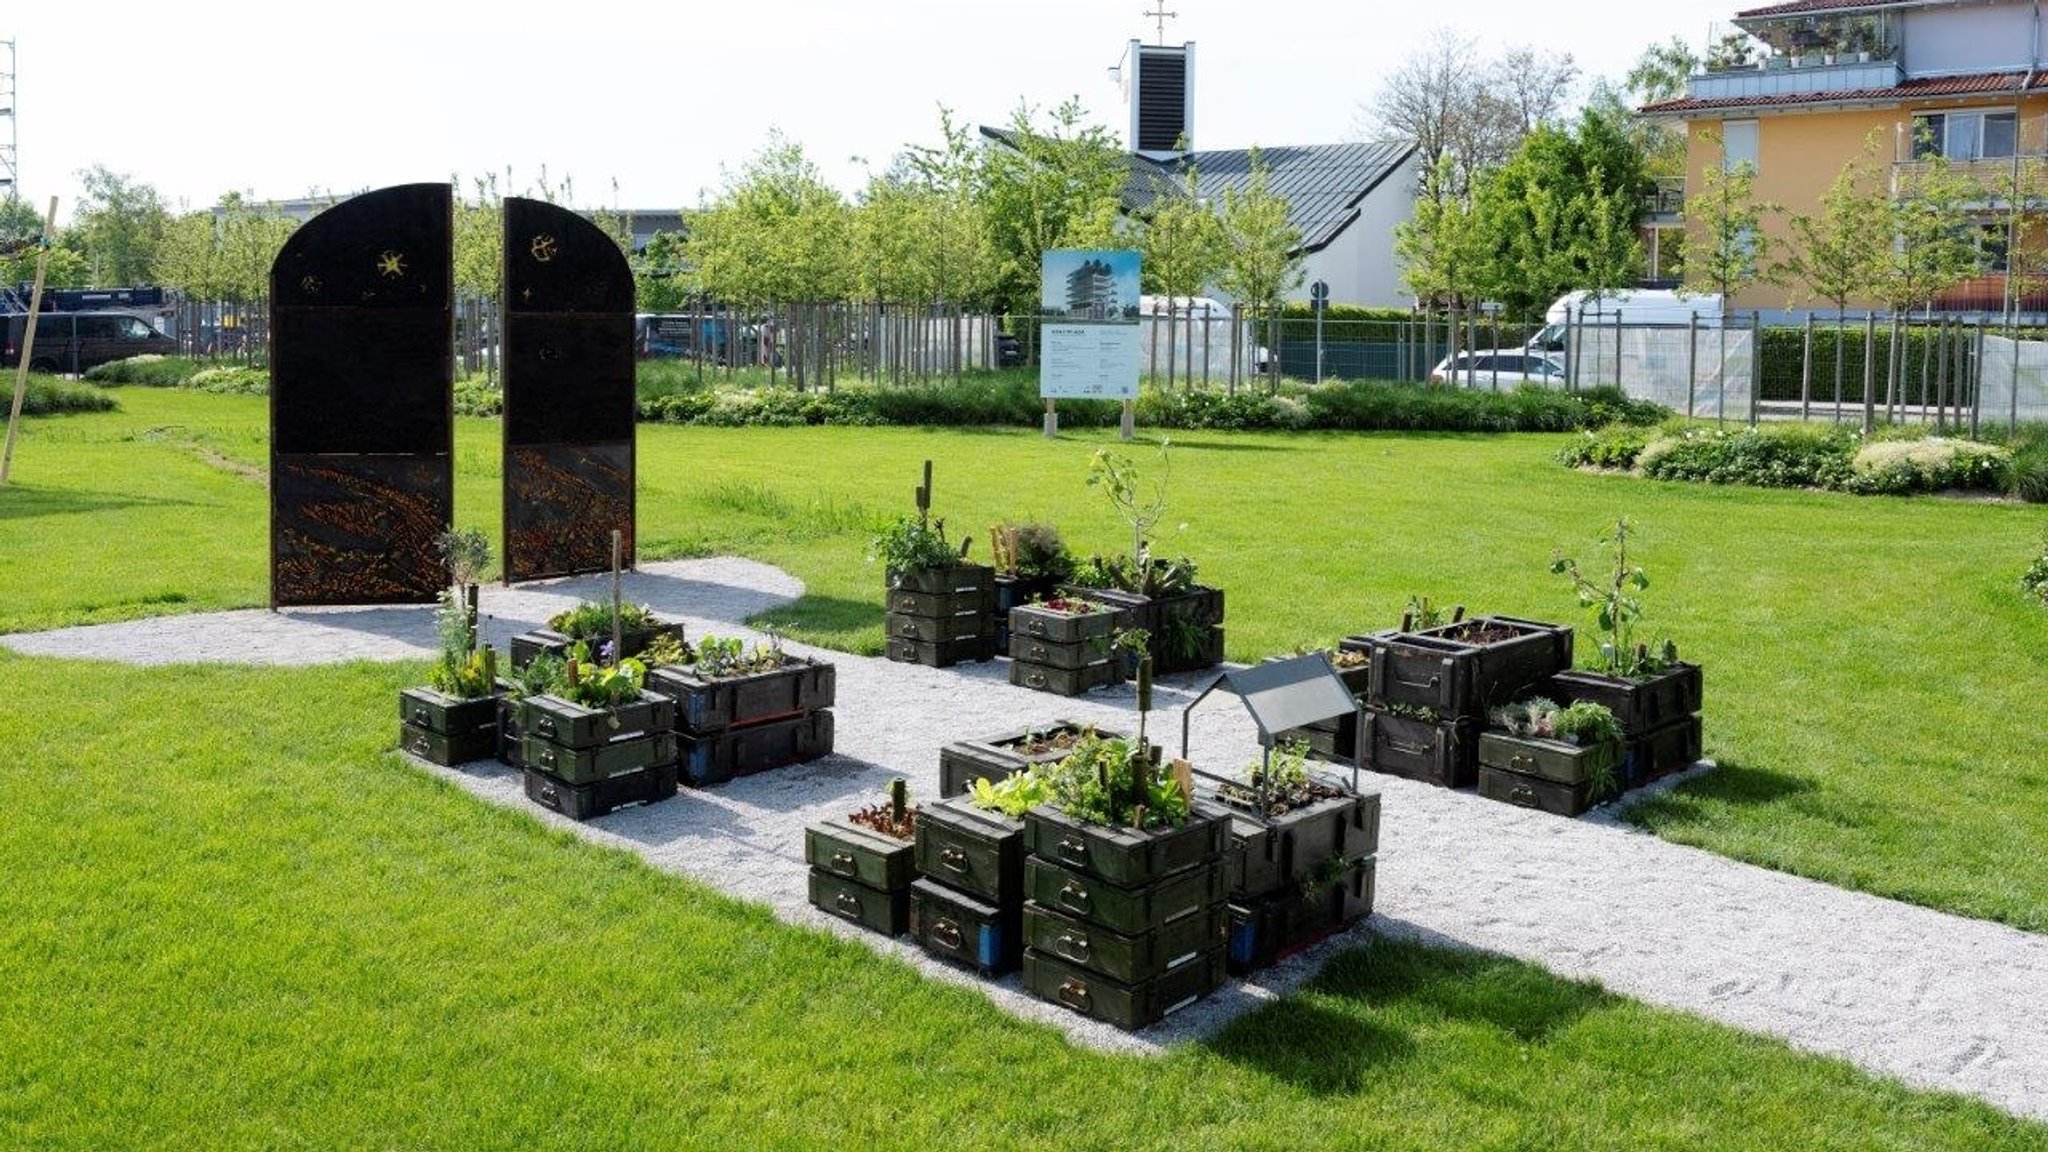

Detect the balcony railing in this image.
[1639,183,1684,222]
[1689,58,1902,103]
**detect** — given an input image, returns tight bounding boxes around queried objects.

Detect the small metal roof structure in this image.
[1180,653,1363,794]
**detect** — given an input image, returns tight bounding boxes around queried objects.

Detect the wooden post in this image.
[609,529,624,665]
[916,459,932,529]
[1,196,61,487]
[1043,397,1057,439]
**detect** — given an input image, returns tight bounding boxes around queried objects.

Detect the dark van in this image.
[2,311,178,374]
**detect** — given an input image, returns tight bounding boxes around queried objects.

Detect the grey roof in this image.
[977,126,1415,255]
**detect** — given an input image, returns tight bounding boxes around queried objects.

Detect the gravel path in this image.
[6,557,2045,1120]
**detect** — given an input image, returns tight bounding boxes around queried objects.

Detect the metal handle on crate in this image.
[1395,674,1441,690]
[1057,882,1092,912]
[1508,785,1538,808]
[1027,619,1047,635]
[898,620,920,637]
[1053,933,1092,962]
[410,705,429,725]
[939,847,970,873]
[834,892,863,918]
[1056,837,1088,863]
[894,595,916,612]
[1026,673,1047,689]
[1388,739,1428,757]
[536,716,557,737]
[1027,645,1049,661]
[1057,979,1093,1010]
[829,851,858,876]
[538,783,559,806]
[406,731,429,756]
[931,919,963,950]
[536,747,556,768]
[1510,754,1536,770]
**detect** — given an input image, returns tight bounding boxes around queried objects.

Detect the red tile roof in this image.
[1641,70,2046,116]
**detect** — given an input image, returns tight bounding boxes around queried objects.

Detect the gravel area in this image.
[6,557,2045,1120]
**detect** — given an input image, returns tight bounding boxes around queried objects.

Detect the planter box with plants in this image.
[1357,615,1573,716]
[989,521,1077,656]
[806,780,917,937]
[398,530,505,767]
[938,720,1148,799]
[638,632,837,787]
[1007,595,1129,697]
[1017,659,1229,1029]
[512,643,680,820]
[1059,442,1225,677]
[875,462,996,668]
[1203,739,1381,903]
[1544,518,1706,788]
[1476,698,1625,817]
[508,599,686,672]
[1270,648,1372,765]
[909,766,1054,975]
[1361,705,1481,788]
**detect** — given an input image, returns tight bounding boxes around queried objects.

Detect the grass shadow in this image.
[0,483,200,521]
[748,594,884,639]
[1629,759,1891,836]
[1208,930,1606,1096]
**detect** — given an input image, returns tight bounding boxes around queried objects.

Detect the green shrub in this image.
[84,355,207,387]
[454,379,502,417]
[15,377,119,415]
[2024,533,2048,605]
[1558,424,1651,469]
[1641,426,1857,489]
[184,366,269,395]
[1841,438,2010,495]
[2005,433,2048,503]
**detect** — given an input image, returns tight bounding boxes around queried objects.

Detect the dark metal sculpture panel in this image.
[505,442,636,583]
[272,455,452,605]
[269,182,453,607]
[501,197,637,583]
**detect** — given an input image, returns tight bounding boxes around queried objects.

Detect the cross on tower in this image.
[1143,0,1177,44]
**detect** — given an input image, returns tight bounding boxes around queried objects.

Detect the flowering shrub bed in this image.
[1561,422,2021,498]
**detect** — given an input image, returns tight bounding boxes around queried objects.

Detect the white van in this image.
[1526,289,1722,356]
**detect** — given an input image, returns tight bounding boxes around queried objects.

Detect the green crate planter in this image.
[1058,584,1227,675]
[1547,663,1704,736]
[804,816,917,893]
[1008,630,1118,672]
[508,621,688,672]
[513,692,676,751]
[809,868,910,937]
[1024,899,1226,984]
[1274,714,1360,767]
[887,563,996,597]
[886,635,996,668]
[937,722,1146,798]
[1023,800,1230,890]
[992,573,1063,656]
[1358,616,1573,718]
[1477,731,1622,791]
[644,657,836,736]
[1023,855,1226,937]
[397,686,501,766]
[1210,783,1381,901]
[887,610,991,645]
[1363,707,1481,788]
[1626,714,1704,784]
[1226,857,1376,974]
[1008,659,1122,697]
[522,760,678,821]
[914,796,1025,907]
[1009,601,1119,646]
[1478,766,1604,817]
[523,730,678,786]
[678,709,835,787]
[886,587,994,618]
[1023,945,1226,1031]
[910,877,1021,974]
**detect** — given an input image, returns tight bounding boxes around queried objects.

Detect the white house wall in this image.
[1286,151,1419,308]
[1902,2,2041,75]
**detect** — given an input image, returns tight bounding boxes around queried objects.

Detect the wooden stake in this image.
[1,196,61,487]
[610,529,624,664]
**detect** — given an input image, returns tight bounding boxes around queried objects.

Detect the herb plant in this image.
[870,515,964,578]
[967,768,1057,819]
[547,600,658,642]
[1551,518,1679,680]
[436,527,492,588]
[560,642,647,709]
[990,522,1075,581]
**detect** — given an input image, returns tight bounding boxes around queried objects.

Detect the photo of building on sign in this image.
[1041,250,1140,321]
[1039,249,1141,401]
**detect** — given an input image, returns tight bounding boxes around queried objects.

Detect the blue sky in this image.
[5,0,1737,226]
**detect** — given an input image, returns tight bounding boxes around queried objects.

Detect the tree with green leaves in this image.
[0,197,86,288]
[1394,151,1485,366]
[1215,148,1303,390]
[153,193,298,305]
[1138,152,1226,388]
[1470,111,1646,318]
[978,99,1128,358]
[71,165,170,285]
[633,229,691,312]
[1682,139,1778,417]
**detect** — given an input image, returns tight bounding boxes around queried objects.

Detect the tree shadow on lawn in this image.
[1623,758,1875,832]
[1206,926,1604,1096]
[0,482,202,521]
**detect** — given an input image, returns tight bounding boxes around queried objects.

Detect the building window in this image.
[1722,120,1760,171]
[1912,111,2018,160]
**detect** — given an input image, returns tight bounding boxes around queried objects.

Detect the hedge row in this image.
[15,377,119,416]
[1559,420,2044,499]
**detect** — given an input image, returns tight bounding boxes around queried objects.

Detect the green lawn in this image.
[0,652,2036,1150]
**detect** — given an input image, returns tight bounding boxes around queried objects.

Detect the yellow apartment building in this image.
[1642,0,2047,318]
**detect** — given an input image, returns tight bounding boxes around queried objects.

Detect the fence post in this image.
[2013,319,2024,435]
[1568,305,1581,392]
[1935,318,1951,432]
[1686,313,1698,419]
[1970,319,1985,440]
[1614,308,1624,391]
[1862,312,1877,434]
[1747,312,1762,426]
[1800,313,1814,422]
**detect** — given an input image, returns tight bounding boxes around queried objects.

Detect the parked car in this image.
[3,310,177,374]
[996,332,1024,368]
[1428,351,1566,386]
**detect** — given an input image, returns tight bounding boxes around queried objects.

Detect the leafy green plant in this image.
[1047,733,1189,830]
[967,768,1057,818]
[639,631,689,668]
[1551,518,1679,680]
[2024,531,2048,607]
[1087,440,1174,565]
[1296,852,1352,900]
[688,633,790,679]
[560,642,647,709]
[436,528,492,588]
[547,600,658,641]
[1552,701,1624,746]
[508,652,566,699]
[1070,552,1198,598]
[1402,594,1457,631]
[990,522,1075,581]
[869,515,964,577]
[429,646,495,699]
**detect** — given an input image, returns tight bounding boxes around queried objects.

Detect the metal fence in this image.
[1980,335,2048,426]
[1568,325,1756,421]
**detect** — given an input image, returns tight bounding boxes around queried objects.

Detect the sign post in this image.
[1,196,60,487]
[1038,249,1142,440]
[1310,280,1328,386]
